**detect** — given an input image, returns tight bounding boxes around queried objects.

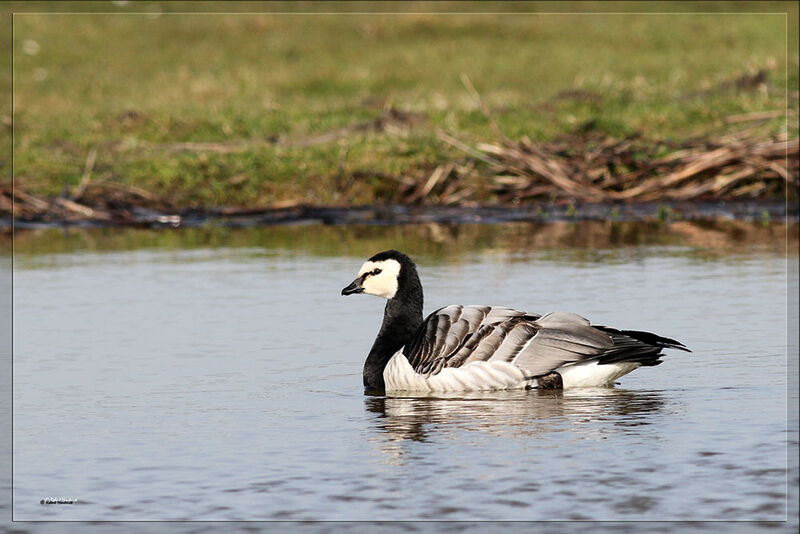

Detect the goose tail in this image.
[614,329,691,353]
[589,326,690,368]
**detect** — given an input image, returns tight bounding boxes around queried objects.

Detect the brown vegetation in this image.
[3,114,797,225]
[423,128,797,205]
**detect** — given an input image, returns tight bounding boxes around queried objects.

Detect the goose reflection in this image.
[364,388,667,445]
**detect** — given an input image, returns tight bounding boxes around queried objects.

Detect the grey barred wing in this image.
[403,305,530,375]
[509,312,615,376]
[403,308,621,378]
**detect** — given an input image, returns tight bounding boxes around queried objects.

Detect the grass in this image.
[6,1,799,208]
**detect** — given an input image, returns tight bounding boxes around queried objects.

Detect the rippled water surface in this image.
[9,221,798,522]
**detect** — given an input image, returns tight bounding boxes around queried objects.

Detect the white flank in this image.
[555,361,641,388]
[383,352,529,393]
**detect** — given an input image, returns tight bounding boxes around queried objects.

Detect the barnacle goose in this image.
[342,250,689,393]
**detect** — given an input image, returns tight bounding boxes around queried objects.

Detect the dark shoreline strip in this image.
[2,201,795,232]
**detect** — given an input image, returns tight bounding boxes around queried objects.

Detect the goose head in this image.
[341,250,414,300]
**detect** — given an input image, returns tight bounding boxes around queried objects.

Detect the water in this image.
[8,221,798,525]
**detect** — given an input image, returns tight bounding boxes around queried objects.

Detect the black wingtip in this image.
[602,327,691,353]
[660,336,691,353]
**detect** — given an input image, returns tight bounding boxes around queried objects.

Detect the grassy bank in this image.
[5,1,799,212]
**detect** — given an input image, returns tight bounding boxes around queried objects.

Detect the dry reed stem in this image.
[2,127,797,221]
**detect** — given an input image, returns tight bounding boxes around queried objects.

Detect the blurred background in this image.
[2,0,798,222]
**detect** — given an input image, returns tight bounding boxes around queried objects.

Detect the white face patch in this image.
[358,259,401,299]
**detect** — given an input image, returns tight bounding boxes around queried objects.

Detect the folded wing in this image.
[403,307,678,379]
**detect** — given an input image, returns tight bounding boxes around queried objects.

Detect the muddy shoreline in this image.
[2,200,795,233]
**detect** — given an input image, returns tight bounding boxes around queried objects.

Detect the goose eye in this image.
[372,268,382,275]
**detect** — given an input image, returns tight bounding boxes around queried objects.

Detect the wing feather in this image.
[401,306,680,380]
[446,323,497,368]
[430,312,451,358]
[462,324,509,364]
[511,316,614,376]
[488,321,537,363]
[460,305,490,328]
[403,305,527,375]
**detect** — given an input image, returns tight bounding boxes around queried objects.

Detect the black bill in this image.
[341,278,364,295]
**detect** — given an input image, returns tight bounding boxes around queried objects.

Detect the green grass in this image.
[6,1,799,207]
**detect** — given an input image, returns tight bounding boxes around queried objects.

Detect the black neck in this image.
[363,267,423,390]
